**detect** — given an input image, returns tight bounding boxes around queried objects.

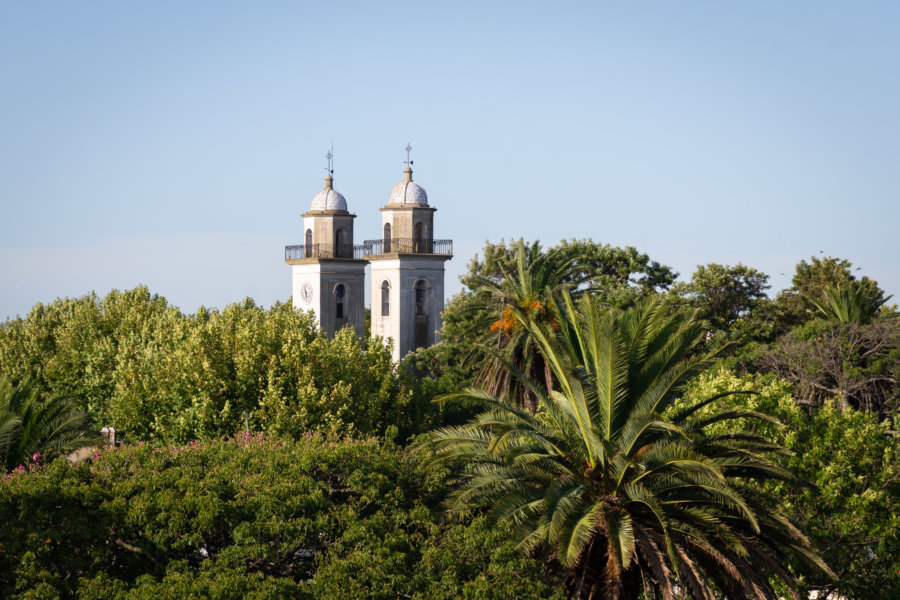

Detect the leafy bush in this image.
[0,287,434,443]
[0,434,563,599]
[684,369,900,599]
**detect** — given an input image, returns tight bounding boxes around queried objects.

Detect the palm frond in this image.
[1,378,101,471]
[424,293,832,598]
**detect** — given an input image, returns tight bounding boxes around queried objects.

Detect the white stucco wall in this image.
[292,260,367,339]
[369,255,448,362]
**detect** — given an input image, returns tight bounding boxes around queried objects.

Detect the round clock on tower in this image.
[284,157,367,339]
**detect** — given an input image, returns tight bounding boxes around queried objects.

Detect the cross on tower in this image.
[404,143,414,168]
[326,148,334,175]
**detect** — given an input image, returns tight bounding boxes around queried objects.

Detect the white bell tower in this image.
[285,157,367,338]
[366,147,453,361]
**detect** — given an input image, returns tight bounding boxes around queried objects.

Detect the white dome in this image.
[309,175,347,211]
[388,167,428,206]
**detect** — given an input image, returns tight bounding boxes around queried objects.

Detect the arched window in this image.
[414,280,428,349]
[335,284,345,319]
[414,222,424,253]
[305,229,313,257]
[415,280,427,316]
[334,229,345,257]
[381,280,390,316]
[383,223,391,253]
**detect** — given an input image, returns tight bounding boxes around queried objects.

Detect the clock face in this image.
[301,282,313,304]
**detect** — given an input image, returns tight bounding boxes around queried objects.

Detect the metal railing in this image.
[363,238,453,256]
[285,244,368,260]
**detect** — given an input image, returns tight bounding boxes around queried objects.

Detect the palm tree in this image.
[425,294,832,599]
[810,282,892,325]
[468,240,590,409]
[0,378,102,472]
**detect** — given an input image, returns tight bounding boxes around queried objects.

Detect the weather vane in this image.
[404,143,414,168]
[326,147,334,175]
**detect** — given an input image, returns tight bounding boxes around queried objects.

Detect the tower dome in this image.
[388,167,428,206]
[309,174,348,211]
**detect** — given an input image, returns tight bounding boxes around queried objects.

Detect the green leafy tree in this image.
[671,263,770,333]
[729,259,898,402]
[774,256,885,331]
[410,239,677,403]
[0,379,101,472]
[0,288,430,443]
[1,434,566,599]
[758,316,899,416]
[425,295,831,598]
[685,369,900,599]
[460,238,676,306]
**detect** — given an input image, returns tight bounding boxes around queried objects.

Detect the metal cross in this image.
[404,143,414,167]
[326,148,334,175]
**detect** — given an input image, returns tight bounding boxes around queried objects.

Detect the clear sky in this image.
[1,1,898,320]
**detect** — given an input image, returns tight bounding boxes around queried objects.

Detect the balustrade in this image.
[362,238,453,256]
[284,244,367,260]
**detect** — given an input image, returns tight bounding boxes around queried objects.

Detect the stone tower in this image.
[366,164,453,362]
[285,173,367,338]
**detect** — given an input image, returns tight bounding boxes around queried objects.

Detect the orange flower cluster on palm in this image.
[490,300,552,336]
[490,306,518,335]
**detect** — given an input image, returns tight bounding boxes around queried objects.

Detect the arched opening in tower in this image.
[335,284,345,320]
[334,229,346,258]
[414,222,424,253]
[381,280,390,316]
[414,280,428,348]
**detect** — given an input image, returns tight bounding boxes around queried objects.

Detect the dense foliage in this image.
[426,294,831,599]
[410,238,678,401]
[414,244,899,598]
[707,256,900,418]
[458,239,677,305]
[668,263,770,333]
[684,370,900,599]
[0,379,102,472]
[0,287,432,443]
[758,315,899,416]
[1,434,565,599]
[774,257,888,331]
[2,240,899,599]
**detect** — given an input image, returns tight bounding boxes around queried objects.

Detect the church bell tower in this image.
[285,155,367,338]
[366,147,453,361]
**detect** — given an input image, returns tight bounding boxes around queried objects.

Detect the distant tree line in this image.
[414,240,898,419]
[0,287,435,445]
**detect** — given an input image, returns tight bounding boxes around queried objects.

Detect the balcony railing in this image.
[363,238,453,256]
[285,244,368,260]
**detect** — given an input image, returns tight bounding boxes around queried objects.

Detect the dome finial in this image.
[404,143,414,181]
[324,147,334,188]
[310,146,347,211]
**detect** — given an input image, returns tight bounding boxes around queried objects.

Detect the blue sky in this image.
[1,1,898,319]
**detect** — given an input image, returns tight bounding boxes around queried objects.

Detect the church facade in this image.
[285,157,452,362]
